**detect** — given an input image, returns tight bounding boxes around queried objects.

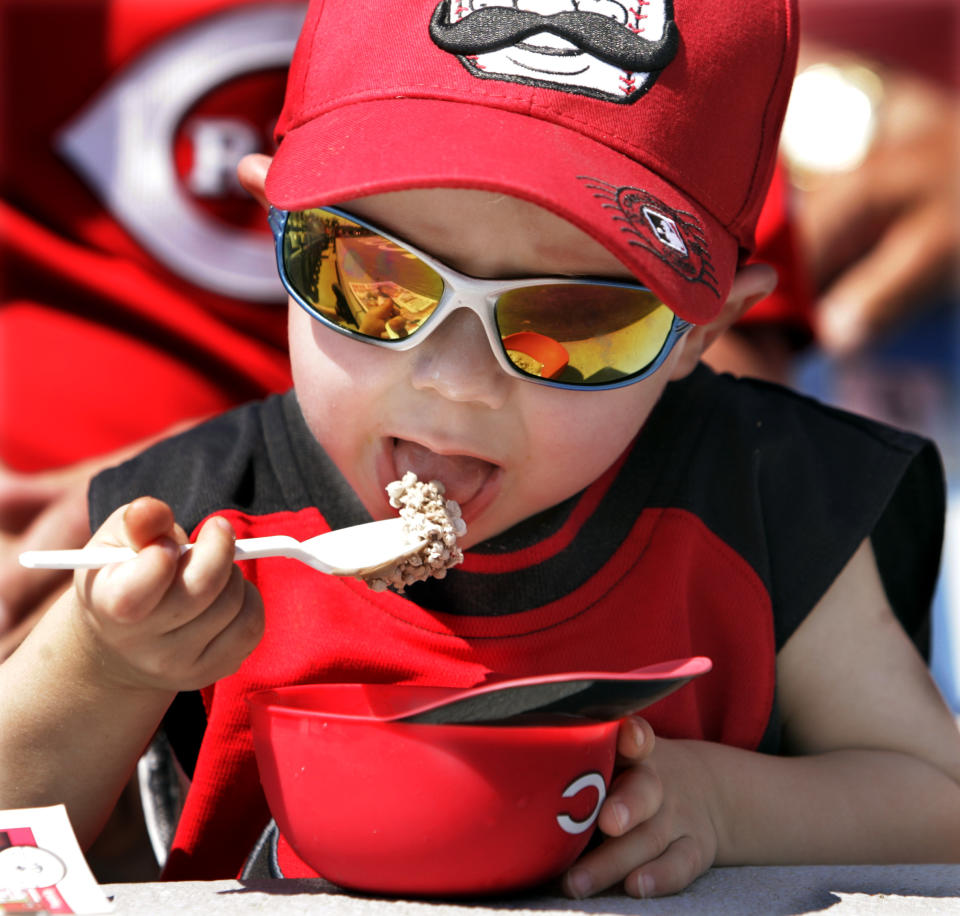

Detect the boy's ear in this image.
[237,153,273,209]
[669,263,779,379]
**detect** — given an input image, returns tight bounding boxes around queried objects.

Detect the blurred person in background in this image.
[0,1,298,655]
[705,0,959,377]
[781,0,958,359]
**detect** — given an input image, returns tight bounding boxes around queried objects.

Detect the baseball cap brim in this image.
[266,98,738,325]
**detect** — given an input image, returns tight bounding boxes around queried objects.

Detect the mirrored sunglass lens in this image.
[282,209,444,340]
[495,285,674,385]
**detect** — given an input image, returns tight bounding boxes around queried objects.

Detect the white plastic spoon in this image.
[19,517,426,578]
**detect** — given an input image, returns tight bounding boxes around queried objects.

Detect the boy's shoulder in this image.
[88,393,306,532]
[663,365,944,653]
[689,365,932,454]
[665,366,942,499]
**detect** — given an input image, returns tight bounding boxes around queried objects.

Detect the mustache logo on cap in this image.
[429,1,679,74]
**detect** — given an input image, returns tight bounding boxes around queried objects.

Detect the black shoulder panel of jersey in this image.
[87,391,372,536]
[654,366,945,654]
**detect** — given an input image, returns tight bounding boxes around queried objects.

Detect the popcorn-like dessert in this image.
[365,472,466,592]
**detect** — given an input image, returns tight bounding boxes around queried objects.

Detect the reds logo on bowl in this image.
[556,771,607,835]
[56,4,307,301]
[429,0,678,103]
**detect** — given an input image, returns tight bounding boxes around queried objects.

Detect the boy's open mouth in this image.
[390,438,500,511]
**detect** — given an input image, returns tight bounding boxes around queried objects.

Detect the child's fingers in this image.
[616,716,655,762]
[79,505,230,630]
[148,566,263,688]
[193,578,265,684]
[74,498,183,624]
[160,516,238,629]
[623,834,707,899]
[79,536,181,624]
[564,804,677,899]
[598,761,662,837]
[164,515,264,686]
[120,497,180,550]
[161,561,248,649]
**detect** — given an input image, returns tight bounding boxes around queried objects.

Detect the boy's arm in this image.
[0,497,264,849]
[0,593,175,848]
[709,530,960,860]
[565,538,960,898]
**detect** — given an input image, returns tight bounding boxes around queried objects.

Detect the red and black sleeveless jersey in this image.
[88,364,944,880]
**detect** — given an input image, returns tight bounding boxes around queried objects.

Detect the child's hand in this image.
[563,717,719,899]
[71,496,264,693]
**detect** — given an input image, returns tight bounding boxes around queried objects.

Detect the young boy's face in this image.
[288,188,694,548]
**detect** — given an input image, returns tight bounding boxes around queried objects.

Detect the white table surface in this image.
[102,865,960,915]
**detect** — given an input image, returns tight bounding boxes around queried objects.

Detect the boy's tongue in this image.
[393,439,494,506]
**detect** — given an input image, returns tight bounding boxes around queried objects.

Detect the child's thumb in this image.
[116,497,179,551]
[616,715,656,762]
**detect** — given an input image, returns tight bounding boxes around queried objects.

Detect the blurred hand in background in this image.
[784,45,959,356]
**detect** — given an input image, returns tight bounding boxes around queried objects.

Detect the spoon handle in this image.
[19,544,193,569]
[19,537,304,570]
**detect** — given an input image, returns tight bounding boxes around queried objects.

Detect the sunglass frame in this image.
[269,205,692,391]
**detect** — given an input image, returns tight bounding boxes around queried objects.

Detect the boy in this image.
[3,0,960,899]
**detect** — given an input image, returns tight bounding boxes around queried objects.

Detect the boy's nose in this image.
[408,308,511,408]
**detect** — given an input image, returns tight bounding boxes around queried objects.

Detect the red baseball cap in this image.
[266,0,799,324]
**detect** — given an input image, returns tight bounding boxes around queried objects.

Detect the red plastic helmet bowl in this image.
[248,683,620,897]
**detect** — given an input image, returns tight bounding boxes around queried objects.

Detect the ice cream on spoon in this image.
[364,471,466,591]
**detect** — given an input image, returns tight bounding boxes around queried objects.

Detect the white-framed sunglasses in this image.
[269,205,691,391]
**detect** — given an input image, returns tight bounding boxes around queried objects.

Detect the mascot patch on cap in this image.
[429,0,678,103]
